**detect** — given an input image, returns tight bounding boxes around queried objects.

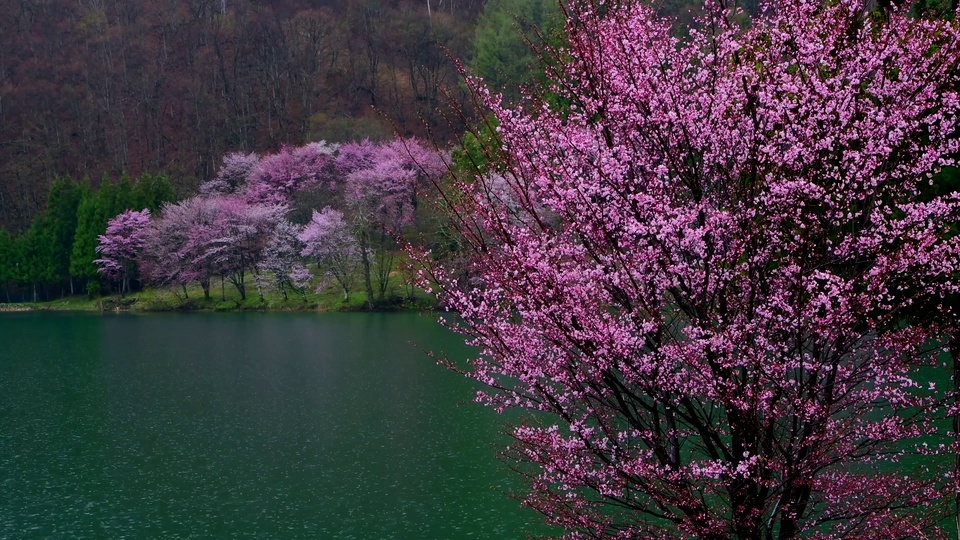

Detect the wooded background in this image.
[0,0,490,232]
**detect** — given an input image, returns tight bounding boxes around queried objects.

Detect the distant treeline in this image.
[0,133,454,307]
[0,175,175,302]
[0,0,487,233]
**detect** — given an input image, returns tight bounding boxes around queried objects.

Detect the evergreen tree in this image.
[0,229,14,302]
[16,217,57,302]
[113,173,134,217]
[148,173,176,210]
[131,173,176,213]
[43,175,81,295]
[70,183,102,295]
[132,173,154,211]
[95,175,118,224]
[470,0,562,104]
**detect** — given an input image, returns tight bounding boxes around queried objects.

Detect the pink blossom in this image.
[199,151,260,196]
[94,209,152,295]
[300,207,360,300]
[244,141,337,205]
[424,0,960,537]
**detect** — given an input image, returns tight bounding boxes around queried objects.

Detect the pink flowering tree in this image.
[191,196,288,301]
[256,219,311,301]
[139,196,286,301]
[427,1,960,538]
[300,207,361,301]
[94,209,152,296]
[199,152,260,196]
[341,138,445,306]
[335,139,377,177]
[139,197,220,299]
[244,141,338,205]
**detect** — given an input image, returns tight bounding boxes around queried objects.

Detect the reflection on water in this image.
[0,312,543,539]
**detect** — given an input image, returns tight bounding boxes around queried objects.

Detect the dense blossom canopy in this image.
[245,142,339,205]
[94,209,152,293]
[126,137,445,303]
[431,0,960,537]
[300,207,361,298]
[199,152,261,196]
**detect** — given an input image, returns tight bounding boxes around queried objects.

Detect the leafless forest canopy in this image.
[0,0,487,232]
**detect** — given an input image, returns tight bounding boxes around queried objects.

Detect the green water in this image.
[0,312,544,539]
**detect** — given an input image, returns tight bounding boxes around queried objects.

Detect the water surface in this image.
[0,312,543,539]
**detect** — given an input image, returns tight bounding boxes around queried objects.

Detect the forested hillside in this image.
[8,0,952,305]
[0,0,485,232]
[0,0,588,304]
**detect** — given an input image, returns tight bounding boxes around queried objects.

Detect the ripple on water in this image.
[1,313,550,539]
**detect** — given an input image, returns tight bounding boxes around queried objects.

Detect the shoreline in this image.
[0,291,438,314]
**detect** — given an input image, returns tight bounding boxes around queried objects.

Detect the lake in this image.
[0,312,546,539]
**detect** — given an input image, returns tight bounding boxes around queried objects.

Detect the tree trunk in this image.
[950,333,960,540]
[231,271,246,300]
[359,233,374,309]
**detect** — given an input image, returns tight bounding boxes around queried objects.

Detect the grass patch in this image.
[13,271,439,314]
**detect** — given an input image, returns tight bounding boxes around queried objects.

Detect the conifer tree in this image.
[132,174,155,211]
[16,217,57,302]
[70,183,101,295]
[0,229,14,302]
[148,174,175,210]
[43,176,81,295]
[112,174,134,217]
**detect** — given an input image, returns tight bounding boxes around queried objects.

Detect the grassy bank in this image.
[2,279,438,314]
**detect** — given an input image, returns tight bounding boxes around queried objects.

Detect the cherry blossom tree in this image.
[199,151,260,196]
[300,207,361,301]
[335,139,378,177]
[427,0,960,538]
[187,196,287,301]
[341,138,446,305]
[244,141,338,205]
[257,219,311,300]
[94,209,151,296]
[139,195,286,300]
[139,197,220,299]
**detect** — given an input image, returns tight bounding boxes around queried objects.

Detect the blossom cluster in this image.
[433,0,960,537]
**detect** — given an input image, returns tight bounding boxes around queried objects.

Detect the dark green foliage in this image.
[132,175,153,211]
[911,0,956,18]
[0,170,178,302]
[132,173,175,211]
[70,184,102,289]
[42,176,82,285]
[0,229,14,302]
[926,166,960,198]
[451,117,503,177]
[470,0,563,105]
[96,175,119,224]
[113,174,135,217]
[148,174,176,210]
[16,217,58,301]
